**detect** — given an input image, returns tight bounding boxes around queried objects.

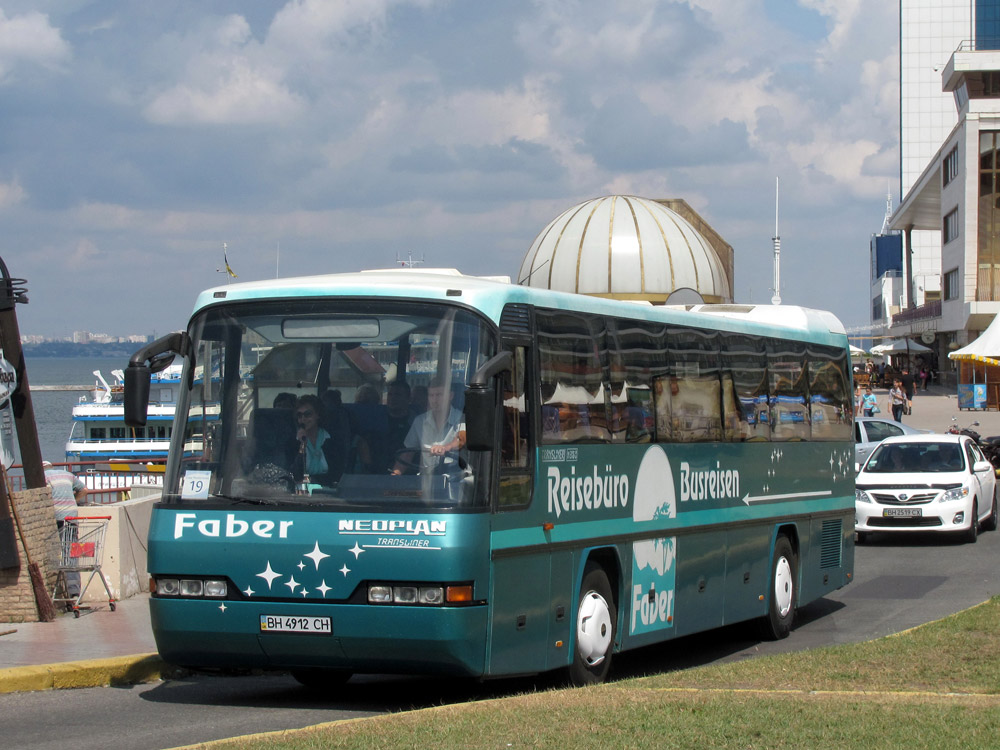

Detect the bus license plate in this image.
[884,508,921,518]
[260,615,332,635]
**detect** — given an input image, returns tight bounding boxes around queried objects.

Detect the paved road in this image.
[3,526,999,750]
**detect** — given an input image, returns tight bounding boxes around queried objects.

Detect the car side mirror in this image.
[973,460,992,473]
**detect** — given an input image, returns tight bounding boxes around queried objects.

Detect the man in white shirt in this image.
[392,378,465,475]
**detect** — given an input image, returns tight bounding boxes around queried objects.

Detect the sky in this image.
[0,0,900,339]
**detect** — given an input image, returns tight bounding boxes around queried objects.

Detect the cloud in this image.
[0,9,71,81]
[143,15,305,125]
[0,177,26,208]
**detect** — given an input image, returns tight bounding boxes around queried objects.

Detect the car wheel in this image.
[983,488,999,532]
[964,499,979,544]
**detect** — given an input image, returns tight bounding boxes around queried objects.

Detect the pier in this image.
[30,384,91,391]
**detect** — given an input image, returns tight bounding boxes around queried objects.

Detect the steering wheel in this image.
[392,447,466,475]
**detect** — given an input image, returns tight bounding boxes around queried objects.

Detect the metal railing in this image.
[7,459,164,505]
[892,300,941,325]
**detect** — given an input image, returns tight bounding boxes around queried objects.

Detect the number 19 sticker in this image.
[181,470,212,499]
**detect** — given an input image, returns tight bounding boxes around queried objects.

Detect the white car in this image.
[855,434,998,543]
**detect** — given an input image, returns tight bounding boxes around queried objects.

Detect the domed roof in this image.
[518,195,732,304]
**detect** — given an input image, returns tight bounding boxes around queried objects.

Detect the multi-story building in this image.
[886,1,1000,385]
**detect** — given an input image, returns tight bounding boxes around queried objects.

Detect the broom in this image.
[2,464,57,622]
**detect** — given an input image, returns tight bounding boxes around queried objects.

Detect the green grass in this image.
[198,598,1000,750]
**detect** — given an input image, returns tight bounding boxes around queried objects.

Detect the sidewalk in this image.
[868,382,1000,435]
[0,384,993,694]
[0,591,164,693]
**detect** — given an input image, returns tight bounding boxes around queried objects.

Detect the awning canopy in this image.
[949,313,1000,367]
[870,338,931,355]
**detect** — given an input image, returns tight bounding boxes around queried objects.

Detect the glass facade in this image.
[979,131,1000,300]
[976,0,1000,50]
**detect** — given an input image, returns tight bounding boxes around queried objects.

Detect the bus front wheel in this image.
[569,564,615,686]
[761,536,796,640]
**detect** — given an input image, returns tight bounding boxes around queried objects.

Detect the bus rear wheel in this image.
[760,536,796,640]
[568,564,615,686]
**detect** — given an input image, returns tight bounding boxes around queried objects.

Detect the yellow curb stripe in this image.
[0,653,167,694]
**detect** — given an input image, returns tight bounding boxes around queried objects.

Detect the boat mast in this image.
[771,177,781,305]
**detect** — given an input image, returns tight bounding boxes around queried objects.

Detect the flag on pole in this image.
[223,243,237,278]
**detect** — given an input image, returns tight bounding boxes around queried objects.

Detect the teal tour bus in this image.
[125,268,854,687]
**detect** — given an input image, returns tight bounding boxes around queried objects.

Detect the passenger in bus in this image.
[320,389,353,470]
[379,380,414,470]
[409,384,429,417]
[391,376,465,475]
[288,395,348,485]
[272,392,296,410]
[345,384,388,473]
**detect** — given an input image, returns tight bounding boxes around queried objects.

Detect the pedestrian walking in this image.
[889,379,906,422]
[901,368,915,414]
[860,386,878,417]
[43,460,88,598]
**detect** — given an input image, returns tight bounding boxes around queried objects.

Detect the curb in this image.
[0,653,173,694]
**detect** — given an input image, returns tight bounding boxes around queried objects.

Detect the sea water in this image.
[13,356,129,465]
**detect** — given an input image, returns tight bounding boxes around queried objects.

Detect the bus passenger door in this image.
[488,345,552,676]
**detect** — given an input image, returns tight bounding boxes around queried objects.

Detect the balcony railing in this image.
[892,300,941,325]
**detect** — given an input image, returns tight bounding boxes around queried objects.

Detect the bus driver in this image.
[391,376,466,475]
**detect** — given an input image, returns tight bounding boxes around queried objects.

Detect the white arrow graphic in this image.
[742,490,832,506]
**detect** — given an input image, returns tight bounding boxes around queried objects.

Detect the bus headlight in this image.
[180,579,204,596]
[204,580,228,597]
[156,578,180,596]
[153,576,228,599]
[367,583,472,605]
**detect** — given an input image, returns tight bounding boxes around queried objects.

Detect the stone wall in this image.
[0,487,59,623]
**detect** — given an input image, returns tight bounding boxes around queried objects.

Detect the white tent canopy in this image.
[849,344,867,357]
[949,314,1000,367]
[870,338,931,355]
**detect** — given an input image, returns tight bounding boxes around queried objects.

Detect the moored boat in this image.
[65,365,181,462]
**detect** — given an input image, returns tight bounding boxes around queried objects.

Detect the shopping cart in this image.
[52,516,117,617]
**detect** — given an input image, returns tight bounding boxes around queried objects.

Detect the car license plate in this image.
[884,507,921,518]
[259,615,332,634]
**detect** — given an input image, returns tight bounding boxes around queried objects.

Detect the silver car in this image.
[855,417,929,467]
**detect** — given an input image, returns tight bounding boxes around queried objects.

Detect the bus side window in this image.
[807,347,852,441]
[499,346,531,508]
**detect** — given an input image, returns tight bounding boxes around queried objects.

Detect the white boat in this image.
[65,365,182,462]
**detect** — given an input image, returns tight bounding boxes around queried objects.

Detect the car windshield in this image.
[161,298,496,509]
[865,442,965,473]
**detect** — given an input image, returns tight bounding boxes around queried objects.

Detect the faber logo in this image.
[173,513,293,539]
[630,446,677,634]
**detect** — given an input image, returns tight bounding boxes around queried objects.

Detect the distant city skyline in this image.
[20,331,151,345]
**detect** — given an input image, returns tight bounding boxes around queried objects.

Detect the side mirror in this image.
[464,351,513,452]
[124,330,192,428]
[464,384,495,451]
[124,363,151,427]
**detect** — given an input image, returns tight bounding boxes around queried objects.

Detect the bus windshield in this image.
[164,299,496,509]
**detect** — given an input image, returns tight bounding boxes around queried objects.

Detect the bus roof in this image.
[192,268,847,346]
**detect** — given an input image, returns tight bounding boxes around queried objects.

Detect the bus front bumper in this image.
[150,597,488,677]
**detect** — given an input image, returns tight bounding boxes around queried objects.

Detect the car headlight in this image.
[855,489,872,504]
[942,486,970,502]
